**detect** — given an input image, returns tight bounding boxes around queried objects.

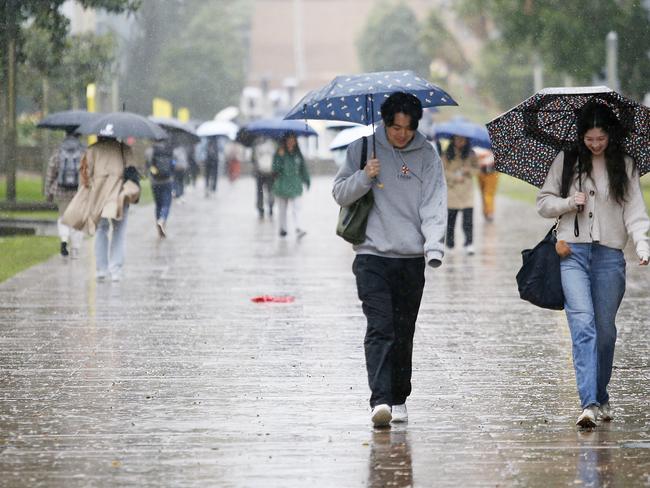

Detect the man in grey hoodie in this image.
[333,92,448,427]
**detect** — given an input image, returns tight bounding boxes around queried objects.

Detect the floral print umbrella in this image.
[486,86,650,188]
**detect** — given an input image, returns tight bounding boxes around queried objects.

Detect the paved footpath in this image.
[1,176,649,487]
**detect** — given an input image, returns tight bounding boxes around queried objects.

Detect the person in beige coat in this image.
[443,136,479,254]
[80,136,135,282]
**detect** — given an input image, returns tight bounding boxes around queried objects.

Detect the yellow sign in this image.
[152,97,173,118]
[177,107,190,122]
[86,83,97,145]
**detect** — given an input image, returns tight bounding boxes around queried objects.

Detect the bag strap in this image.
[559,151,580,238]
[359,136,368,170]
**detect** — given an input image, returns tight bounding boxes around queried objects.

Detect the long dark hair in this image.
[445,135,472,160]
[277,132,303,159]
[561,102,629,204]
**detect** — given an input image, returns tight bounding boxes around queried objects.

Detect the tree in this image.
[121,0,251,119]
[420,10,470,75]
[357,1,430,77]
[457,0,650,102]
[0,0,139,202]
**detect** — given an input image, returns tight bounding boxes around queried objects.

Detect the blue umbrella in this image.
[236,118,317,146]
[285,70,457,126]
[434,117,492,149]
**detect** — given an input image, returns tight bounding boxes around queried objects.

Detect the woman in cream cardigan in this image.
[537,102,649,428]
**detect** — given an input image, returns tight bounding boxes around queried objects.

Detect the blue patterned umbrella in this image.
[487,86,650,187]
[434,117,492,149]
[236,118,317,147]
[284,70,457,126]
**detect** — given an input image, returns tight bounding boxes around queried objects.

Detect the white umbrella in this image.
[329,124,375,151]
[196,120,239,139]
[214,106,240,121]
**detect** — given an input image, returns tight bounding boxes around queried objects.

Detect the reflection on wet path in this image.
[0,178,649,486]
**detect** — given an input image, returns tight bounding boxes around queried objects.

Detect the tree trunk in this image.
[4,0,18,203]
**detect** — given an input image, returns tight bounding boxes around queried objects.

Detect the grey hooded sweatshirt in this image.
[332,123,447,266]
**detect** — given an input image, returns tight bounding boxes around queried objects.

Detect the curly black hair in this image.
[380,92,423,130]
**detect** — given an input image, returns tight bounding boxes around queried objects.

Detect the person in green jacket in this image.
[272,132,310,238]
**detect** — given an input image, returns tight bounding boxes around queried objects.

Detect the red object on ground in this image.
[251,295,295,303]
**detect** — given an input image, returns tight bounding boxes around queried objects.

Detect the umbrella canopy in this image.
[284,70,457,126]
[486,86,650,187]
[434,117,492,149]
[329,124,375,151]
[76,111,168,141]
[236,118,317,147]
[37,110,103,132]
[196,120,239,139]
[148,116,200,144]
[214,106,240,121]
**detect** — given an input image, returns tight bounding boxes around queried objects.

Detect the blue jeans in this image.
[560,243,626,408]
[95,205,129,277]
[152,181,173,221]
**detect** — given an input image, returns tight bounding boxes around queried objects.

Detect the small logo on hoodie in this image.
[398,163,412,179]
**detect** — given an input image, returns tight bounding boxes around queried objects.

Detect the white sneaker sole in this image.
[371,408,392,427]
[391,414,408,423]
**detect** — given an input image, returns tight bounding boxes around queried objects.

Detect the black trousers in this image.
[353,254,425,408]
[256,173,275,215]
[446,208,473,247]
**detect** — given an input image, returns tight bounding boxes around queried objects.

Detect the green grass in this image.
[0,210,58,220]
[0,236,59,283]
[498,174,650,209]
[0,174,46,202]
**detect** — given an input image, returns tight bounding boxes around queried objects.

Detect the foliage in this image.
[357,0,430,77]
[457,0,650,101]
[121,0,251,119]
[420,10,470,74]
[19,26,116,112]
[0,236,59,284]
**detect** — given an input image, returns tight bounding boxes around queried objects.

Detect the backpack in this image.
[151,143,174,181]
[57,138,84,189]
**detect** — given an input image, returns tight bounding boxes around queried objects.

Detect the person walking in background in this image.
[252,137,276,218]
[45,130,85,259]
[443,135,479,255]
[333,92,447,427]
[146,139,175,238]
[172,142,189,202]
[272,132,310,237]
[475,147,498,222]
[536,102,649,428]
[204,136,221,197]
[79,136,135,282]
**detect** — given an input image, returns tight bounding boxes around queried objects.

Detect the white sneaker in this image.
[96,272,108,282]
[370,404,392,427]
[391,403,408,422]
[576,406,598,428]
[599,402,613,422]
[464,244,475,255]
[156,219,166,238]
[111,273,122,283]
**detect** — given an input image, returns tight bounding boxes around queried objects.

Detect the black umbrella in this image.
[148,116,200,144]
[37,110,104,132]
[76,111,168,141]
[486,86,650,187]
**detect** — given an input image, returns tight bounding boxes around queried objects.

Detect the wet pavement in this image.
[1,176,649,487]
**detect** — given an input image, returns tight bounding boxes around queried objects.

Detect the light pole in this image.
[606,31,619,91]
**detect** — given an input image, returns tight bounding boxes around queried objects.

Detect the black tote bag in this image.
[516,226,565,310]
